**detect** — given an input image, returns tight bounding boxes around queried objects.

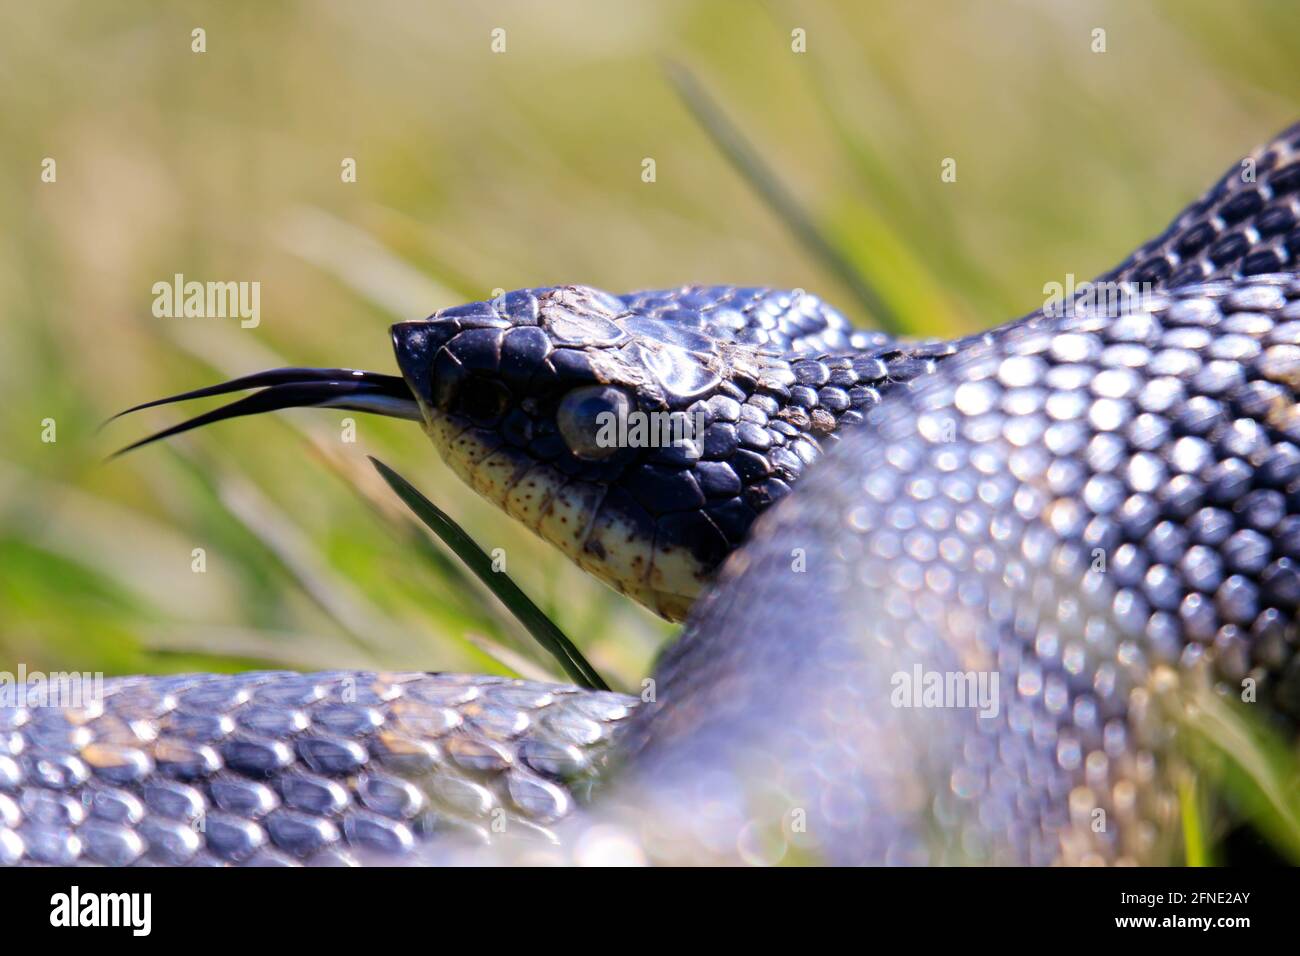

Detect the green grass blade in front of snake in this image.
[370,456,610,692]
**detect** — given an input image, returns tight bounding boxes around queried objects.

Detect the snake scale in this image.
[5,122,1300,866]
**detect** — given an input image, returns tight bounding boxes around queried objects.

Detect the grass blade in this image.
[664,60,903,336]
[1178,775,1210,867]
[369,456,609,691]
[1179,684,1300,863]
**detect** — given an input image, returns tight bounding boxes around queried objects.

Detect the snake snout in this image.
[391,319,453,411]
[391,298,554,416]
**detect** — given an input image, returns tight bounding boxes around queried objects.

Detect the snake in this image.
[5,121,1300,866]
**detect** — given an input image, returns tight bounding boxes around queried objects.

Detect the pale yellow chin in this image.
[425,413,704,621]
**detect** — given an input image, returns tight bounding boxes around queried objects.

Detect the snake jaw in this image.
[426,411,710,620]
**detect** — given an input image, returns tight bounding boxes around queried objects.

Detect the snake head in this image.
[391,285,816,620]
[113,283,858,621]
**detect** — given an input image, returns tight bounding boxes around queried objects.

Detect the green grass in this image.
[1179,683,1300,863]
[1,0,1299,863]
[664,60,905,335]
[369,456,608,690]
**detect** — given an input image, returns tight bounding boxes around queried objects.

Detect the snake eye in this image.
[557,385,631,460]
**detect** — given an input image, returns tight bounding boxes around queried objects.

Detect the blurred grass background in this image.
[0,0,1297,695]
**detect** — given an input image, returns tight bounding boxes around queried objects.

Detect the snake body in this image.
[5,122,1300,865]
